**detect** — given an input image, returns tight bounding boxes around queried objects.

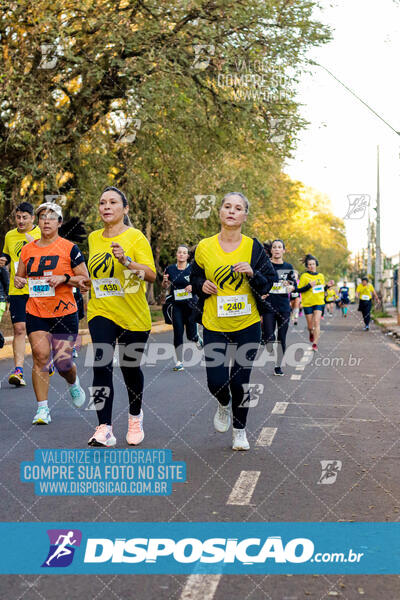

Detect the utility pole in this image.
[367,203,372,277]
[375,145,381,294]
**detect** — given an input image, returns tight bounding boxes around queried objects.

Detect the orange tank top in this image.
[20,237,78,318]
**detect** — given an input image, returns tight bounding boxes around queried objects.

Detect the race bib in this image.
[28,278,55,298]
[291,292,299,298]
[361,294,370,301]
[313,285,324,294]
[174,289,192,301]
[93,277,124,298]
[217,294,251,317]
[269,282,287,294]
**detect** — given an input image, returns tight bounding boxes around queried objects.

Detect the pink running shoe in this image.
[126,410,144,445]
[88,424,116,447]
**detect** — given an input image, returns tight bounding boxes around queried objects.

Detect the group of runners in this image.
[0,191,379,451]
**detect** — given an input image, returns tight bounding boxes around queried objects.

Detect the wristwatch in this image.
[64,274,71,284]
[124,256,132,267]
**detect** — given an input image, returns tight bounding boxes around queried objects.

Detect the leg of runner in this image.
[305,311,314,343]
[261,312,279,373]
[311,309,323,351]
[51,316,85,408]
[10,321,27,386]
[203,322,260,450]
[171,303,185,371]
[87,316,118,446]
[361,300,371,330]
[184,302,203,349]
[28,330,52,424]
[275,312,290,374]
[292,297,300,325]
[118,328,149,445]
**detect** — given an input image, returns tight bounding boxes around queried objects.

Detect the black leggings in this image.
[359,300,372,326]
[262,311,290,367]
[88,316,149,425]
[172,302,199,361]
[203,321,261,429]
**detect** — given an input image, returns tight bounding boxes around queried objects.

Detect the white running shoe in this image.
[69,380,86,408]
[126,410,144,445]
[32,406,51,425]
[213,402,231,433]
[173,361,184,371]
[88,424,116,447]
[232,428,250,451]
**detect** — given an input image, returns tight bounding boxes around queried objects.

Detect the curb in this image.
[0,321,173,361]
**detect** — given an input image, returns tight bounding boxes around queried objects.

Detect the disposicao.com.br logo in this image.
[83,536,363,565]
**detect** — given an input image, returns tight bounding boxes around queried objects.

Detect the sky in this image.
[285,0,400,259]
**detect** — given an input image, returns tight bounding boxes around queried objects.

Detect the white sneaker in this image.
[69,379,86,408]
[213,402,231,433]
[126,410,144,445]
[88,424,116,447]
[32,406,51,425]
[232,428,250,451]
[173,361,184,371]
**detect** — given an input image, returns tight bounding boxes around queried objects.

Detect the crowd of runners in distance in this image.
[0,191,380,451]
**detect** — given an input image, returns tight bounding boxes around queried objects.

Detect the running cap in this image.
[35,202,63,219]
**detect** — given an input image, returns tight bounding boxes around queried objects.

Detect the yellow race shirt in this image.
[2,226,41,295]
[195,234,260,332]
[87,227,156,331]
[298,271,326,307]
[356,283,374,301]
[325,287,337,302]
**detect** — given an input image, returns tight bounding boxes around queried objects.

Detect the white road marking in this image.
[291,374,302,380]
[227,471,261,505]
[180,575,222,600]
[296,366,305,371]
[272,402,288,414]
[256,427,278,446]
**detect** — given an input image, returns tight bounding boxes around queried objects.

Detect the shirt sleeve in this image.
[132,232,156,273]
[70,244,85,268]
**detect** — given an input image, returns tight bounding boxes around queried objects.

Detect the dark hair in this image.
[361,276,368,282]
[177,244,189,251]
[304,253,319,267]
[15,202,34,216]
[102,186,128,207]
[264,239,286,257]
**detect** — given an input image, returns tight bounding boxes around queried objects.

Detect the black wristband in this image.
[64,273,71,284]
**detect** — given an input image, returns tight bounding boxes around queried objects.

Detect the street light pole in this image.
[375,145,381,294]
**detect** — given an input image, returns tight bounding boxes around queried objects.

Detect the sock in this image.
[293,308,299,319]
[38,400,48,408]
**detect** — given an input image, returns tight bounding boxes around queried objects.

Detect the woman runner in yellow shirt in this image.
[191,192,275,451]
[356,277,379,331]
[298,254,334,352]
[81,187,156,447]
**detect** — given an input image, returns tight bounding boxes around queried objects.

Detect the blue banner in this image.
[1,522,400,574]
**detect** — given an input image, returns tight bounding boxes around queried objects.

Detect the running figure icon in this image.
[45,531,77,566]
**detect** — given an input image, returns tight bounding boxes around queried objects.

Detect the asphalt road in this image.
[1,305,400,599]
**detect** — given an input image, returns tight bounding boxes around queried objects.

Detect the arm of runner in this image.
[111,241,156,283]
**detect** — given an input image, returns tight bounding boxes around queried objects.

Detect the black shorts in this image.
[9,294,29,324]
[26,312,79,336]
